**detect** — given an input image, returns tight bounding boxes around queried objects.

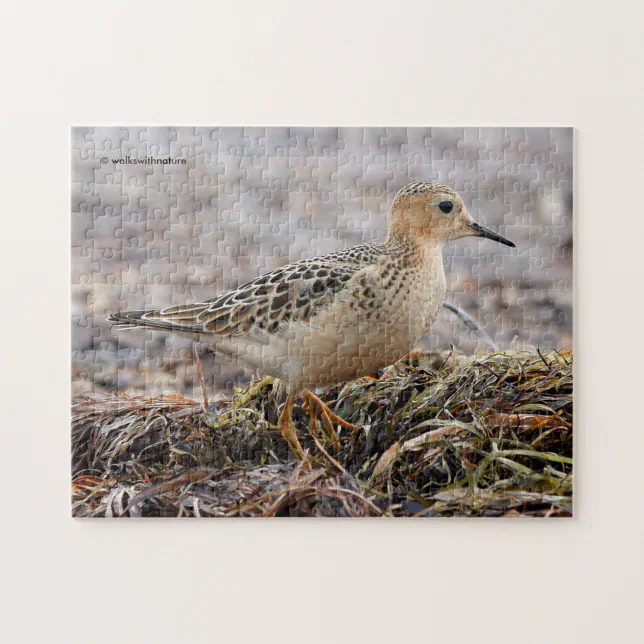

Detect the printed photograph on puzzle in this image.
[71,127,573,518]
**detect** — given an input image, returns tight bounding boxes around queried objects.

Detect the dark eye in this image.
[438,201,453,214]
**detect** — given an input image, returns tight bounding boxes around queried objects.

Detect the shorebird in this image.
[110,181,515,458]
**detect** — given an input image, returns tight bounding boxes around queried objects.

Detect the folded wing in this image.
[109,253,369,337]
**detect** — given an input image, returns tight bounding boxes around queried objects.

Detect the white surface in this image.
[1,1,642,642]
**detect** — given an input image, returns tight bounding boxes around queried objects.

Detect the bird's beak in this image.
[469,222,515,248]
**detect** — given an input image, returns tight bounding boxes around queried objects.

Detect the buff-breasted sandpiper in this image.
[110,181,515,458]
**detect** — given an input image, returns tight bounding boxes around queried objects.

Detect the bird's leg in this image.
[318,406,340,445]
[303,395,319,437]
[279,391,359,460]
[301,390,360,436]
[278,393,304,459]
[302,392,340,449]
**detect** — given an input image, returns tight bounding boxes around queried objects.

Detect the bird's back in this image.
[111,241,380,335]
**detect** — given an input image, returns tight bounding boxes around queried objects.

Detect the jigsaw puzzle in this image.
[71,127,573,518]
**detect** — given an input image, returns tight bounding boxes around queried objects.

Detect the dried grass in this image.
[72,348,573,518]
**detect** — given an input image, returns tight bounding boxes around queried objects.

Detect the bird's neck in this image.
[384,231,445,270]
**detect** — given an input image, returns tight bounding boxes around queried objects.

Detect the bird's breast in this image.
[387,265,446,346]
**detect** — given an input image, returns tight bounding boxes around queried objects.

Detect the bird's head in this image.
[389,181,515,248]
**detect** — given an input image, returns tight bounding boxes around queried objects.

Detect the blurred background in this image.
[72,126,573,397]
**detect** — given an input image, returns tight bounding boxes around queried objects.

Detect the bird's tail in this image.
[108,310,194,333]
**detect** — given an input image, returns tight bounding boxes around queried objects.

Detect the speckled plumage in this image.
[111,182,513,393]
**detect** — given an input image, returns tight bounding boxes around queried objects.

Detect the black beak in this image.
[470,222,515,248]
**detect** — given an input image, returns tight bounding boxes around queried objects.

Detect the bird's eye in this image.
[438,201,453,214]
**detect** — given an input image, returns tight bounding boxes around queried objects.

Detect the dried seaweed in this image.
[72,348,573,518]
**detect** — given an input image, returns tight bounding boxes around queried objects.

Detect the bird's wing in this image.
[110,249,374,336]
